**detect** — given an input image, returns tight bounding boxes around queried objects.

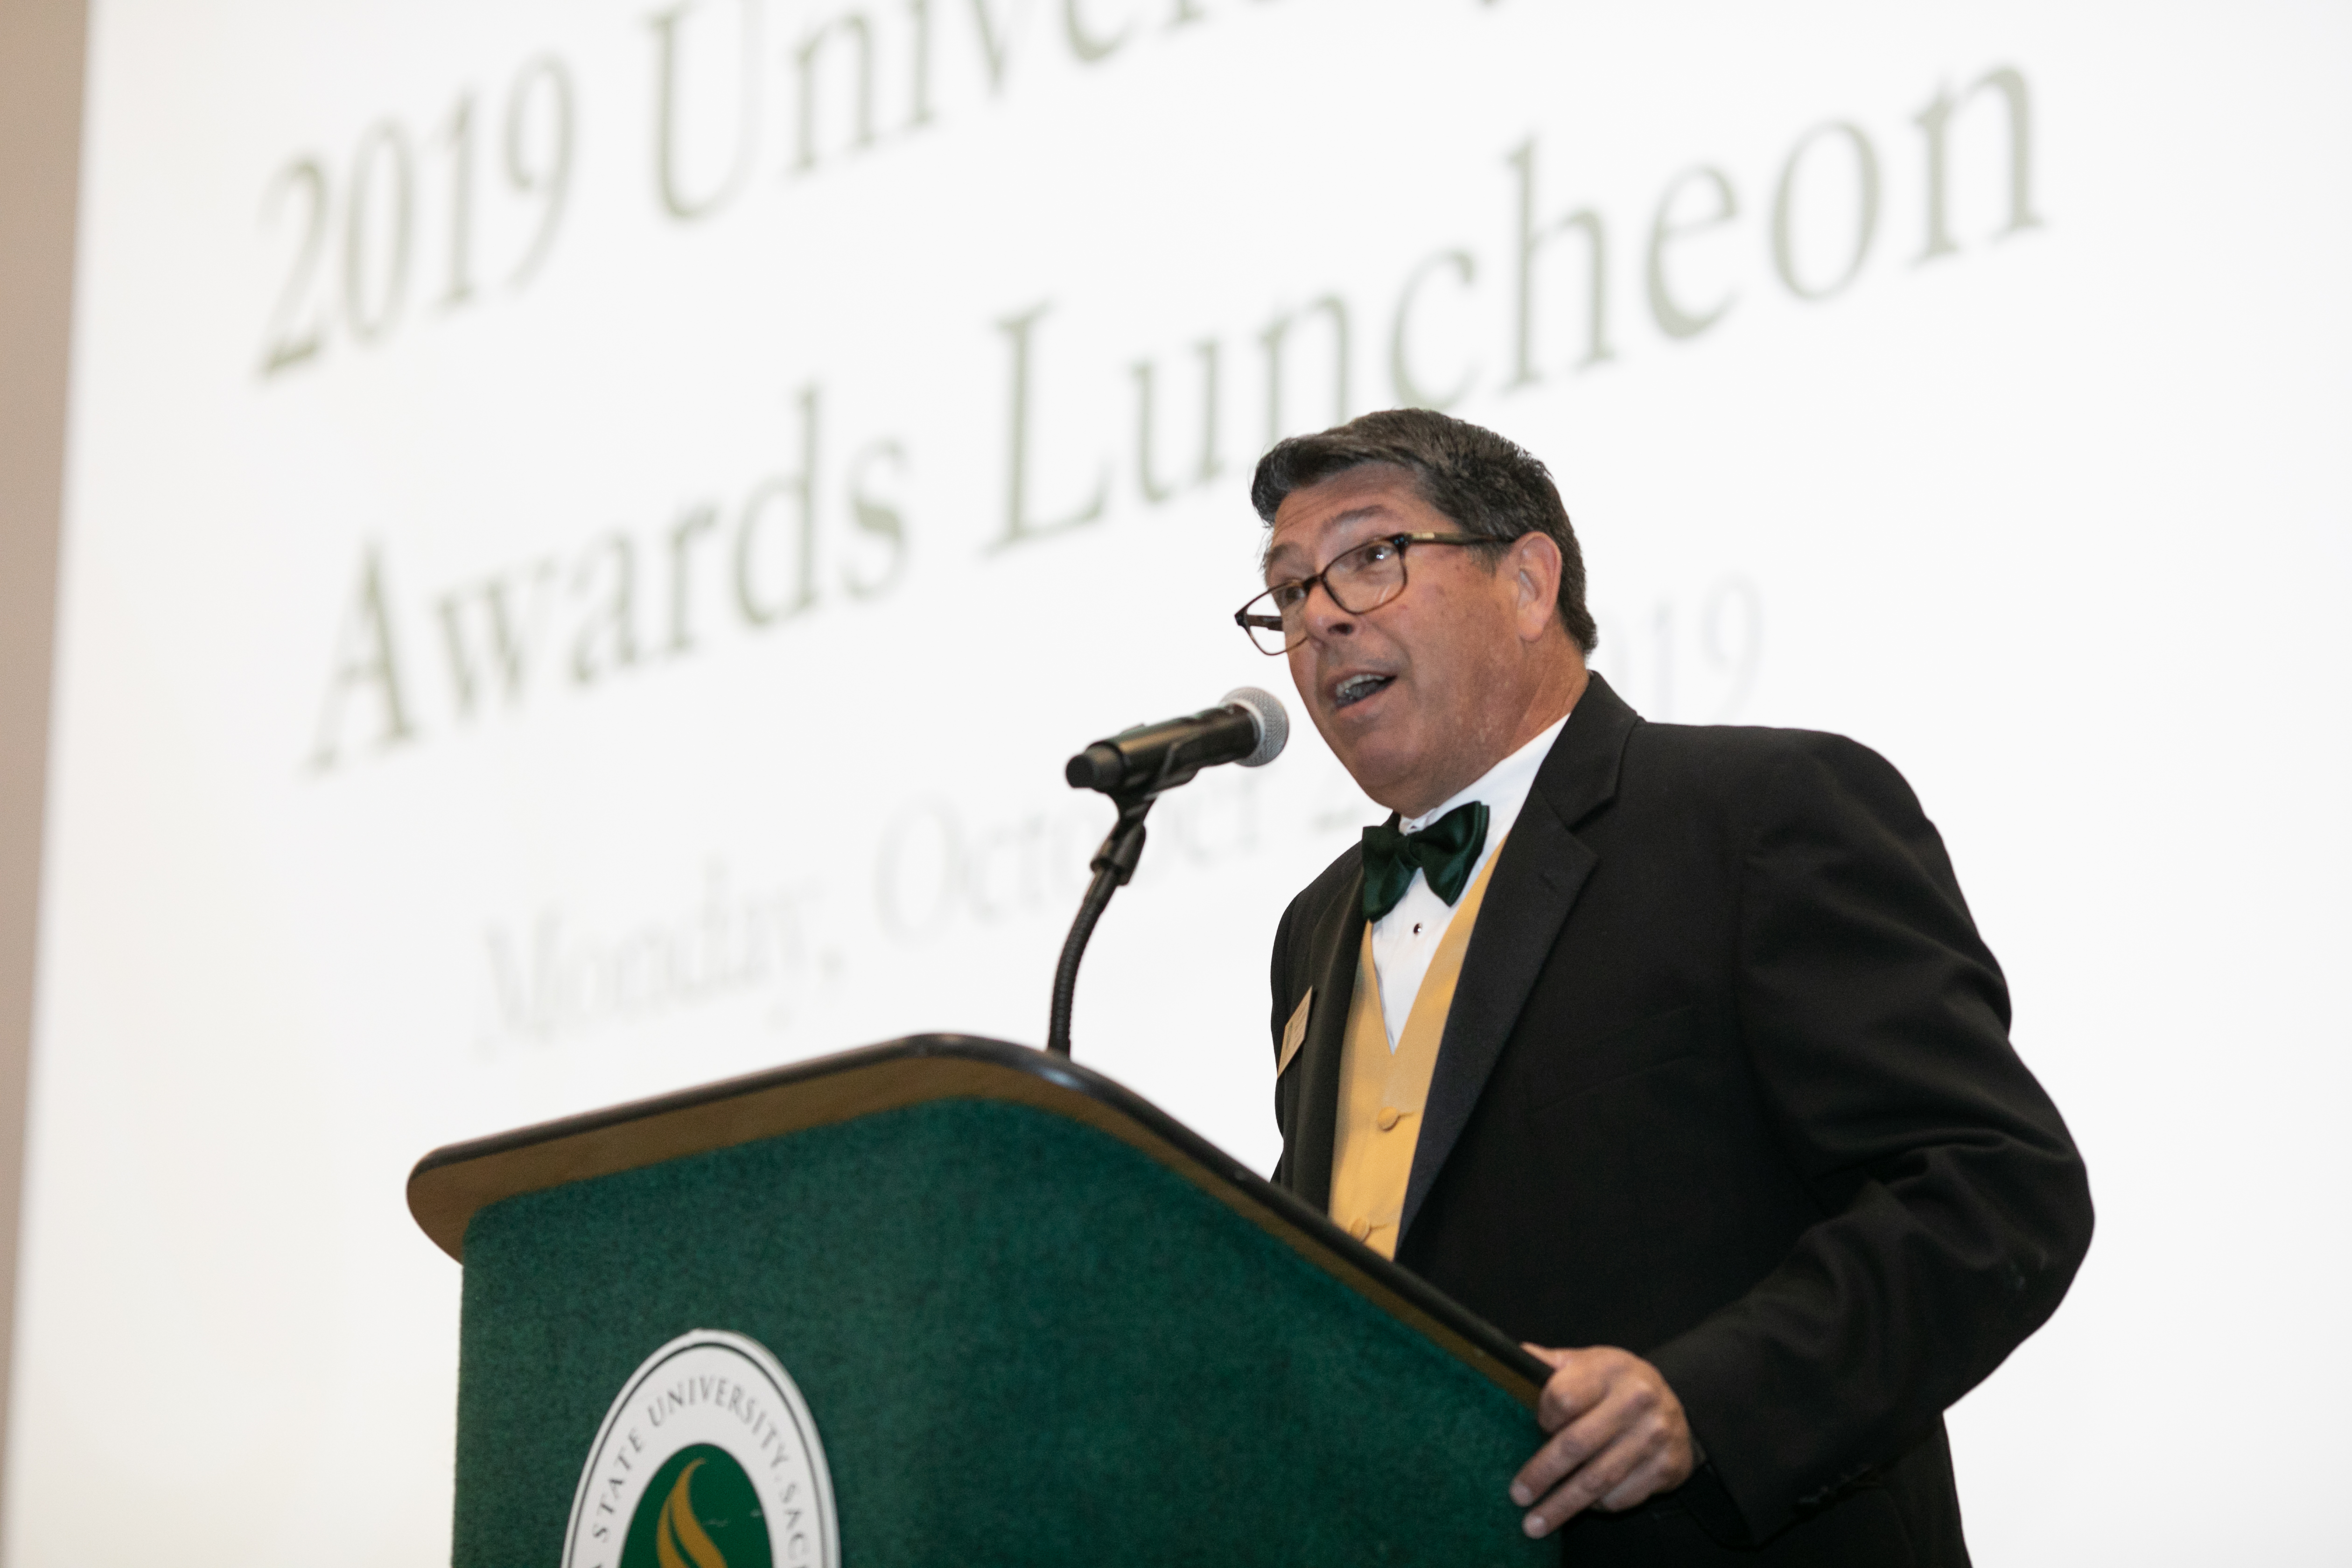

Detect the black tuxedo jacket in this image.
[1268,673,2092,1567]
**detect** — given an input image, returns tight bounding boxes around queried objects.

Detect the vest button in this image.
[1376,1106,1402,1131]
[1349,1218,1371,1241]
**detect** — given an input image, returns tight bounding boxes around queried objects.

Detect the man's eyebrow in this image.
[1261,505,1394,576]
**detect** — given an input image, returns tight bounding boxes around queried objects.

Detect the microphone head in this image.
[1220,686,1290,768]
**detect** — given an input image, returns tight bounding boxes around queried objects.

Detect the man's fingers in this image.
[1521,1421,1650,1537]
[1527,1348,1613,1432]
[1510,1376,1649,1509]
[1509,1410,1597,1505]
[1596,1446,1682,1514]
[1508,1349,1696,1538]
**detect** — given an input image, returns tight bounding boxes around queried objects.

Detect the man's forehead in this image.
[1263,470,1426,571]
[1265,503,1389,557]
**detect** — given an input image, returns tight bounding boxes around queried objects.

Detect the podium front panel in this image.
[449,1087,1549,1566]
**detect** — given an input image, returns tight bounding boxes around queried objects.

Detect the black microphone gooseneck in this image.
[1046,687,1289,1057]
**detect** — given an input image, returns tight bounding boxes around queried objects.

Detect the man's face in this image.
[1263,465,1542,816]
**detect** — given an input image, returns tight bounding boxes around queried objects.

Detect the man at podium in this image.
[1239,411,2092,1563]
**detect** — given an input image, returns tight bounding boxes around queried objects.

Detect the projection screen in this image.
[11,1,2350,1562]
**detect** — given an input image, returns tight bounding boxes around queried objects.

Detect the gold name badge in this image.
[1277,990,1312,1077]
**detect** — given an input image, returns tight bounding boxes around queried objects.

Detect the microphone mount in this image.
[1046,688,1288,1057]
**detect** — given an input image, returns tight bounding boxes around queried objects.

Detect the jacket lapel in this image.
[1398,672,1641,1244]
[1286,857,1366,1215]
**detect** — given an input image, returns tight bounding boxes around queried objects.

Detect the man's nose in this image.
[1298,580,1356,643]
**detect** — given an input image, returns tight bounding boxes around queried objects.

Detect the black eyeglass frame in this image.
[1233,531,1491,655]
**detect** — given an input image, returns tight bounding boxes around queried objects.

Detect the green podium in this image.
[409,1035,1551,1566]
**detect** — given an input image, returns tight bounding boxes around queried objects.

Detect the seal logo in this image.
[563,1330,839,1568]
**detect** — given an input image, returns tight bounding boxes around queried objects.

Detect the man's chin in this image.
[1330,737,1428,815]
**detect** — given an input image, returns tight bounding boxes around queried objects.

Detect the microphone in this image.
[1065,686,1290,797]
[1048,687,1290,1055]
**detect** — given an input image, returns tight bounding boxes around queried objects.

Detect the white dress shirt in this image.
[1367,712,1570,1049]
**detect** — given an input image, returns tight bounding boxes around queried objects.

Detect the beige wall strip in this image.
[0,0,89,1528]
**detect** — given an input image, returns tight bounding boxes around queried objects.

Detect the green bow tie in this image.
[1361,801,1491,924]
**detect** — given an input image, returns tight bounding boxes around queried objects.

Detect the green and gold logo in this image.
[565,1331,837,1568]
[623,1449,770,1568]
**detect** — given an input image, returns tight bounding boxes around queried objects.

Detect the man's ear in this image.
[1509,532,1564,638]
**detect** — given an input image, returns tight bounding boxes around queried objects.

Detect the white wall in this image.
[11,2,2350,1562]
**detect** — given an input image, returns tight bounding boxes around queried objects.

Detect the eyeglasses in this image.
[1233,532,1487,655]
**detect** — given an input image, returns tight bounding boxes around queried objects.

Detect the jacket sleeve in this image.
[1646,732,2093,1540]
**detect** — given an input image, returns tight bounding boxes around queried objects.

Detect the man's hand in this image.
[1509,1345,1697,1538]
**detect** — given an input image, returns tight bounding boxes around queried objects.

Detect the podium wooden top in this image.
[408,1034,1545,1407]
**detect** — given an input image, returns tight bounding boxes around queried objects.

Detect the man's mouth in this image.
[1331,672,1395,710]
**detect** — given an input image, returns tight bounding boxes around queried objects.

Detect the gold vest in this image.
[1328,847,1502,1259]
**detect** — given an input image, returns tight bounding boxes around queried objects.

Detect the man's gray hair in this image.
[1250,409,1598,653]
